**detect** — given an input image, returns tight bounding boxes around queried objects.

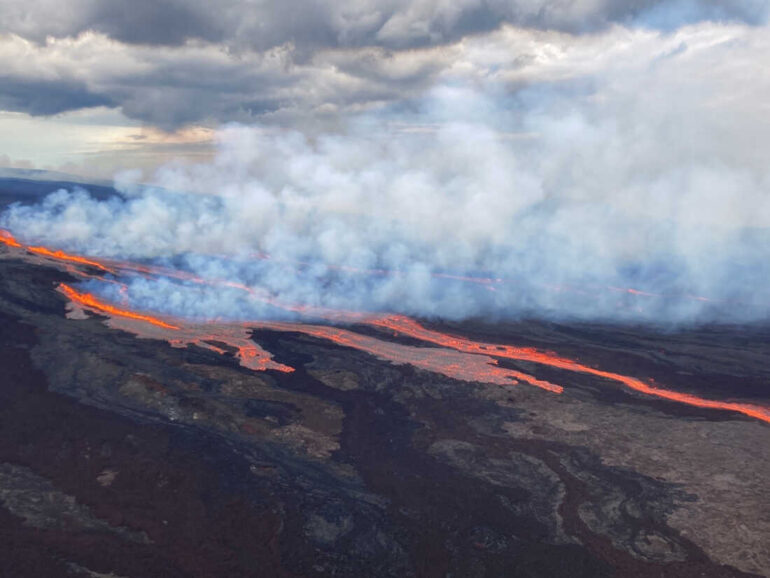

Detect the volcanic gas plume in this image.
[4,64,770,326]
[2,228,769,424]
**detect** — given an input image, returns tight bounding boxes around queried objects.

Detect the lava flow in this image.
[0,229,21,248]
[1,229,291,373]
[60,283,179,330]
[3,227,770,423]
[28,246,115,273]
[59,284,293,373]
[369,315,770,423]
[255,321,563,392]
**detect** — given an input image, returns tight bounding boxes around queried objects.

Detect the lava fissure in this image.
[253,321,563,392]
[369,316,770,423]
[27,246,116,274]
[4,228,769,423]
[59,283,180,330]
[0,229,22,248]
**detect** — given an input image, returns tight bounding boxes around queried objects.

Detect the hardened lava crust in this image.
[0,251,768,577]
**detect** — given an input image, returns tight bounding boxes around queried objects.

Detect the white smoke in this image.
[3,22,769,324]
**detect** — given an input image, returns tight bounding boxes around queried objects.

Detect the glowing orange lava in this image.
[255,321,563,392]
[5,228,769,423]
[0,229,22,248]
[369,316,770,423]
[59,283,294,373]
[59,283,180,330]
[610,287,659,298]
[28,246,115,273]
[169,327,294,373]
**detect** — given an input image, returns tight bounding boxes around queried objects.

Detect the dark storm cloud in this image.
[0,0,221,45]
[2,0,767,49]
[0,75,114,115]
[86,0,226,46]
[0,27,441,127]
[0,0,767,126]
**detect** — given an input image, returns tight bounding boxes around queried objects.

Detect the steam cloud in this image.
[2,21,769,325]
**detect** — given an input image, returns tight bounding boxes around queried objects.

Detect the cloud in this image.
[85,0,226,46]
[0,27,459,127]
[2,20,769,324]
[0,0,767,127]
[0,75,114,115]
[0,155,33,170]
[3,0,767,50]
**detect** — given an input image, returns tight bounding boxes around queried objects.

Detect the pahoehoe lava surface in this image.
[0,244,768,576]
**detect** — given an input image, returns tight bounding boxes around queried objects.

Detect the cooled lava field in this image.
[0,179,768,578]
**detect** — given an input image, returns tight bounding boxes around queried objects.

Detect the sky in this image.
[1,0,768,178]
[1,0,770,324]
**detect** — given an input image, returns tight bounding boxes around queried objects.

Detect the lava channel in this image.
[254,321,563,392]
[0,229,22,248]
[7,227,770,423]
[369,315,770,424]
[59,283,293,373]
[27,246,115,274]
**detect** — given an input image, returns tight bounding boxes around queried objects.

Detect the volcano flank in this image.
[0,179,768,578]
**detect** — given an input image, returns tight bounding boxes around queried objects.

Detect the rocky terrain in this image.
[0,208,768,576]
[0,178,770,578]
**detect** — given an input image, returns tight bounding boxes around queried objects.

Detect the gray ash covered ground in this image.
[0,180,768,578]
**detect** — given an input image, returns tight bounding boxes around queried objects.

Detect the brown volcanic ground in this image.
[0,242,769,576]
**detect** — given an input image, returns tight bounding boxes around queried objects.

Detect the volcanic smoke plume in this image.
[3,230,770,425]
[3,5,770,578]
[2,20,770,325]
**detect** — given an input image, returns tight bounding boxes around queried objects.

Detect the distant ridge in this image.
[0,174,121,210]
[0,167,113,188]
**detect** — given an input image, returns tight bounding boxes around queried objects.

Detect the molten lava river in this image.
[2,228,769,424]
